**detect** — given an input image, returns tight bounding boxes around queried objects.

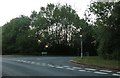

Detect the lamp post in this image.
[77,27,83,58]
[45,45,48,52]
[42,45,48,55]
[80,35,83,59]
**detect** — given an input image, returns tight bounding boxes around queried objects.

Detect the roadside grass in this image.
[71,56,120,70]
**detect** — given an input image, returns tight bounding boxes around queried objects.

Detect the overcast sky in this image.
[0,0,92,26]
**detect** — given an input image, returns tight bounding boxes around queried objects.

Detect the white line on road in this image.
[21,60,25,62]
[86,71,91,72]
[36,63,41,65]
[66,68,75,70]
[117,72,120,74]
[99,70,112,73]
[48,64,55,67]
[23,61,26,63]
[56,66,64,69]
[19,60,23,62]
[17,60,21,62]
[78,70,86,72]
[49,65,55,67]
[31,61,35,64]
[85,68,96,71]
[22,60,26,62]
[41,63,46,66]
[94,71,108,74]
[72,67,82,69]
[63,66,70,67]
[26,61,31,63]
[112,74,120,76]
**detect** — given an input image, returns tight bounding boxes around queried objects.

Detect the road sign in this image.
[41,52,47,56]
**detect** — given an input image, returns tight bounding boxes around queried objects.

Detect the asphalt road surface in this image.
[2,55,120,77]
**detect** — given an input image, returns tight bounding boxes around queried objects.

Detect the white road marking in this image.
[31,61,35,64]
[66,68,75,70]
[55,66,64,69]
[36,63,40,65]
[86,71,91,72]
[26,61,31,63]
[23,61,27,63]
[99,70,112,73]
[41,63,46,66]
[21,60,25,62]
[85,68,96,71]
[19,60,23,62]
[78,70,86,72]
[17,60,21,62]
[117,72,120,74]
[48,64,55,67]
[72,67,82,69]
[94,71,108,74]
[63,66,70,68]
[112,74,120,76]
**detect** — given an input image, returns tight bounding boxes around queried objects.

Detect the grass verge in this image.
[70,56,120,70]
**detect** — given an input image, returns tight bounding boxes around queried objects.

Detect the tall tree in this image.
[30,4,83,55]
[87,1,120,60]
[2,15,32,54]
[2,3,97,56]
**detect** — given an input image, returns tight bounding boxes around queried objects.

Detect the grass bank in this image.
[70,56,120,70]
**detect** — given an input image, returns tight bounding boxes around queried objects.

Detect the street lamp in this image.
[80,35,83,59]
[42,45,48,56]
[38,40,41,43]
[45,45,48,48]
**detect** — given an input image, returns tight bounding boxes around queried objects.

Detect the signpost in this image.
[41,45,48,56]
[41,52,47,56]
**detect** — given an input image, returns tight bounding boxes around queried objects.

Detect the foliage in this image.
[2,15,35,54]
[2,3,96,56]
[87,1,120,60]
[29,3,95,55]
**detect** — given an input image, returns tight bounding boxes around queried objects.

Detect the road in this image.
[2,55,120,77]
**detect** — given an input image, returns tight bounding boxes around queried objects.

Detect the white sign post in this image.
[41,52,47,56]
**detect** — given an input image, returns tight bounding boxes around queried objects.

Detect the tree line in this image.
[2,2,120,60]
[85,1,120,60]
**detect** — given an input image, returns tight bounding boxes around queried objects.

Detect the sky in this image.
[0,0,92,26]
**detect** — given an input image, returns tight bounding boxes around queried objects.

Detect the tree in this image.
[107,1,120,60]
[30,3,95,55]
[87,1,120,60]
[2,15,32,54]
[2,3,97,56]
